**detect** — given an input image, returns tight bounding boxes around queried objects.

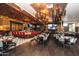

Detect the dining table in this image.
[58,35,77,45]
[0,36,14,48]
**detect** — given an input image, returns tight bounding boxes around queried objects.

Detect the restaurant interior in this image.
[0,3,79,56]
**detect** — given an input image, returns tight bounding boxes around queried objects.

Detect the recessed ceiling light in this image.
[47,4,53,8]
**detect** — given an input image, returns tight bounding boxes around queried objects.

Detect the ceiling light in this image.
[47,4,53,8]
[63,23,68,26]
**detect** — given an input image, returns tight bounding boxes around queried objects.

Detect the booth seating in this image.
[12,31,41,38]
[0,31,6,36]
[31,31,41,36]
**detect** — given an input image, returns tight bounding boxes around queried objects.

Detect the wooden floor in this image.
[14,36,79,56]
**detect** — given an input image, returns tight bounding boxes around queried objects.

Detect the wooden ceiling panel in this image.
[0,3,37,23]
[0,3,25,20]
